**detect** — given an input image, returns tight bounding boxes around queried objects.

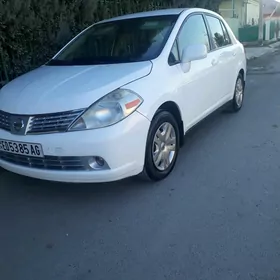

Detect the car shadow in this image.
[2,171,152,196]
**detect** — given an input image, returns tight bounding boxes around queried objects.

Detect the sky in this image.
[263,0,280,14]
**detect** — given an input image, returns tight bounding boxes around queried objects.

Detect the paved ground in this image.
[245,41,280,60]
[1,50,280,280]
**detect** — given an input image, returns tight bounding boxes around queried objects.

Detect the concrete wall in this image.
[219,0,234,18]
[219,0,245,39]
[219,0,260,39]
[246,0,259,25]
[224,18,240,37]
[219,0,245,26]
[219,1,240,37]
[264,18,280,40]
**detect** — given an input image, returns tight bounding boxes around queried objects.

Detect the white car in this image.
[0,8,246,183]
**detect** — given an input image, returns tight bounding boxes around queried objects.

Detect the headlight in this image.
[68,89,143,131]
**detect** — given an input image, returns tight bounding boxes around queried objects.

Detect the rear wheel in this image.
[231,73,245,112]
[143,111,180,181]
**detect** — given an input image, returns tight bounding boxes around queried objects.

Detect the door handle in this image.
[211,59,218,66]
[232,52,237,56]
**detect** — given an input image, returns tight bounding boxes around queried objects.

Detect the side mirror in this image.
[181,44,208,72]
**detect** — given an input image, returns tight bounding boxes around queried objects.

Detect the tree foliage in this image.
[0,0,222,83]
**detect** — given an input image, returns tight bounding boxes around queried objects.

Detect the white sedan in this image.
[0,8,246,183]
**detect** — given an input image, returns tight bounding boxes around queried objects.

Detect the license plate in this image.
[0,139,44,158]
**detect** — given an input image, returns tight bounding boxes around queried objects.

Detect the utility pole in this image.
[258,0,264,44]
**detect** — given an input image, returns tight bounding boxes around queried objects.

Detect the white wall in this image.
[219,0,260,39]
[219,0,245,38]
[219,0,245,26]
[246,0,259,25]
[224,18,240,37]
[219,0,234,18]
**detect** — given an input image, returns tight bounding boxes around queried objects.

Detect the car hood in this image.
[0,62,152,114]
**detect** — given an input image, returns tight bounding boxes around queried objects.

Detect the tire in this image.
[231,73,245,112]
[142,110,180,181]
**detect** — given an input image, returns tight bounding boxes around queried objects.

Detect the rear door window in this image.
[206,16,231,49]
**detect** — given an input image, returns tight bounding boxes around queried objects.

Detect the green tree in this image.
[0,0,222,84]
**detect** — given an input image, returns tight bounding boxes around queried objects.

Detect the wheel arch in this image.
[239,68,245,77]
[238,68,246,88]
[155,101,184,147]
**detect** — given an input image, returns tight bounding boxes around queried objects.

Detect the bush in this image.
[0,0,221,84]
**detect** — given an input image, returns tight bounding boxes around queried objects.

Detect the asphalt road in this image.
[1,50,280,280]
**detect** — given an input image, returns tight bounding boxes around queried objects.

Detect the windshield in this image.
[47,15,178,66]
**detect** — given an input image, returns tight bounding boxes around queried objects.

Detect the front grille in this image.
[0,111,11,132]
[0,151,88,171]
[0,109,84,135]
[27,109,84,134]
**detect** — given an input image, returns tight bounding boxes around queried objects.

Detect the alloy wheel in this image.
[152,122,176,171]
[235,77,244,108]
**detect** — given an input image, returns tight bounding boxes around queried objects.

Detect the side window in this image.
[220,21,231,45]
[168,41,180,65]
[177,15,210,57]
[206,16,230,48]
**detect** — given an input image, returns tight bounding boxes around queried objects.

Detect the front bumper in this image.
[0,111,150,183]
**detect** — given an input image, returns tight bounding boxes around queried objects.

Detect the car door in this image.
[220,19,242,97]
[168,14,221,130]
[205,15,237,99]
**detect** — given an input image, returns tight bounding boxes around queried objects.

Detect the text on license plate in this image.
[0,139,44,158]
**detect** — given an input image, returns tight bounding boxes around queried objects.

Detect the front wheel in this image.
[143,111,180,181]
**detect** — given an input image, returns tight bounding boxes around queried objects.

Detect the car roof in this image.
[99,8,220,23]
[100,8,188,22]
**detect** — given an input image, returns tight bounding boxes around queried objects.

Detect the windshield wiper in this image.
[47,57,141,66]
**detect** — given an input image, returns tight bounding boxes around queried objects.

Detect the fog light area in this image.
[88,156,109,170]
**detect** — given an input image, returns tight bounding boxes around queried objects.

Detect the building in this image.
[219,0,260,38]
[219,0,280,42]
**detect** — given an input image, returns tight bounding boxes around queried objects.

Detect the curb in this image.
[268,41,280,49]
[245,42,280,61]
[243,39,280,48]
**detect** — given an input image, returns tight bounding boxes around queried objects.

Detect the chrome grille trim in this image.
[0,109,85,135]
[27,109,84,134]
[0,151,89,171]
[0,110,11,132]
